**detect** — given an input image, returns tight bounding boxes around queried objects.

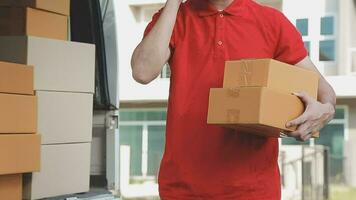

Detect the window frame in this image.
[292,13,338,72]
[310,105,348,146]
[119,108,167,181]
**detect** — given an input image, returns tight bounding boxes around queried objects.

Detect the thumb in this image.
[293,91,313,105]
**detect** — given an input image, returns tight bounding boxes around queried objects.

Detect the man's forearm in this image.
[131,0,181,84]
[318,77,337,109]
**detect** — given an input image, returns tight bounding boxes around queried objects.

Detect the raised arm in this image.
[131,0,181,84]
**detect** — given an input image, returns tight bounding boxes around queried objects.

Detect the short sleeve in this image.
[273,12,308,65]
[143,8,176,51]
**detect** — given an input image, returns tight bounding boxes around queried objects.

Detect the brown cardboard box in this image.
[0,174,22,200]
[0,36,96,93]
[0,134,40,175]
[0,93,37,133]
[23,143,90,200]
[0,7,68,40]
[207,87,306,137]
[0,0,70,16]
[223,59,319,99]
[0,61,33,95]
[37,91,93,144]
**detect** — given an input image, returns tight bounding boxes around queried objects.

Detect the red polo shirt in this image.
[143,0,307,199]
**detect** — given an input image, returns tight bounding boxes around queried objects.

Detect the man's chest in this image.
[176,15,277,60]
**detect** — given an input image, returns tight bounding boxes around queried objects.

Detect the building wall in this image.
[282,0,339,75]
[337,99,356,186]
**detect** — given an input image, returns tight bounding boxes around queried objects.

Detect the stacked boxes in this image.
[0,7,68,40]
[0,1,96,199]
[0,61,40,200]
[208,59,320,137]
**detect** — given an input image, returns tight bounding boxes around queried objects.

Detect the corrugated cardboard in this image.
[0,174,22,200]
[0,0,70,16]
[223,59,319,99]
[0,94,37,133]
[0,7,68,40]
[0,36,96,93]
[207,87,319,137]
[0,61,33,95]
[37,91,93,144]
[0,134,40,175]
[23,143,91,200]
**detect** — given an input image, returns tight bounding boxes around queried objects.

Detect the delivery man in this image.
[131,0,336,199]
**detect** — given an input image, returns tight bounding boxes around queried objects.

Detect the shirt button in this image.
[218,41,223,45]
[220,14,224,18]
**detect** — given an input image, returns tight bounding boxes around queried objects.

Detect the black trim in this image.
[70,0,114,110]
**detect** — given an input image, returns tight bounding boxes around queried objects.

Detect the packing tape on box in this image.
[240,60,253,85]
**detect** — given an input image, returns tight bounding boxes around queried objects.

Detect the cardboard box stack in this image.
[0,61,40,200]
[208,59,320,137]
[0,1,95,199]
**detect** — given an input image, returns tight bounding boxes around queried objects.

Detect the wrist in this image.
[167,0,182,5]
[324,102,336,116]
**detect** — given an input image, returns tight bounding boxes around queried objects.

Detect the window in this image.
[296,18,309,36]
[160,64,171,79]
[304,41,310,56]
[319,16,336,62]
[120,126,143,176]
[119,109,167,181]
[295,15,336,64]
[281,107,347,183]
[321,16,334,35]
[319,40,335,61]
[317,124,345,183]
[147,126,165,176]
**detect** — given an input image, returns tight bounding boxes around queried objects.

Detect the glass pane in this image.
[319,40,335,61]
[146,111,167,121]
[160,64,171,79]
[120,110,167,121]
[120,111,145,121]
[304,41,310,56]
[296,18,308,36]
[147,126,166,177]
[334,108,345,120]
[282,137,310,145]
[119,126,143,176]
[165,64,171,78]
[321,16,334,35]
[317,124,344,183]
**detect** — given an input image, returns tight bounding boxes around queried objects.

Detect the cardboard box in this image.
[0,174,22,200]
[0,134,40,175]
[23,143,91,200]
[223,59,319,99]
[37,91,93,144]
[0,61,33,95]
[0,0,70,16]
[0,7,68,40]
[0,93,37,133]
[0,36,96,93]
[207,87,306,137]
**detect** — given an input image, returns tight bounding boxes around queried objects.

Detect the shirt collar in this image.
[191,0,249,17]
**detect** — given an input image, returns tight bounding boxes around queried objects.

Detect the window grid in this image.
[119,109,167,181]
[294,14,337,70]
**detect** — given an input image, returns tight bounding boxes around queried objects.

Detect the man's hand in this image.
[286,92,335,142]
